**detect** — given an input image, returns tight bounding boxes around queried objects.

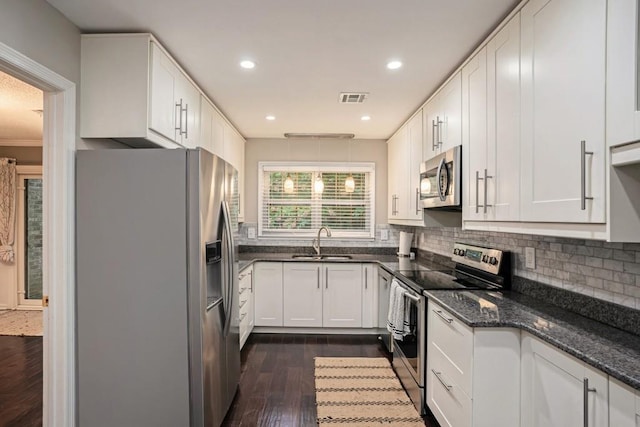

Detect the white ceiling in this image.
[46,0,519,140]
[0,70,43,141]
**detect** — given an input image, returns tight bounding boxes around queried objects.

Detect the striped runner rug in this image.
[314,357,425,426]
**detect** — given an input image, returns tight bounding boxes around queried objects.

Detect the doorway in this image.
[0,41,76,427]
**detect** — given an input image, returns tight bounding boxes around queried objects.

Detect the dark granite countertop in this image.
[424,289,640,391]
[237,247,640,391]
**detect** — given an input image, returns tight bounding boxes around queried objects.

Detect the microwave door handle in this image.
[436,157,447,201]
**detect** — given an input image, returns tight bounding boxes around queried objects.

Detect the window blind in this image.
[258,163,375,239]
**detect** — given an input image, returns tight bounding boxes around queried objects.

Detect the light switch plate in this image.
[380,229,389,241]
[247,227,256,239]
[525,247,536,269]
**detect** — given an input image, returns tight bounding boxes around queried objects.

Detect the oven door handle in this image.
[403,292,421,303]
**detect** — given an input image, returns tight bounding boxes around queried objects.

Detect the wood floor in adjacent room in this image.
[223,334,439,427]
[0,336,42,427]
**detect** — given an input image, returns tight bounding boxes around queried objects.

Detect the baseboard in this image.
[252,327,379,335]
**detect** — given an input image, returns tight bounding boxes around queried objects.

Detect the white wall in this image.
[244,137,388,224]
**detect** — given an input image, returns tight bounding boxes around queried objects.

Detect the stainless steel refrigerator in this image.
[76,148,240,427]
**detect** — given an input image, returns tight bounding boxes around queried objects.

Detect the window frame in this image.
[258,161,376,239]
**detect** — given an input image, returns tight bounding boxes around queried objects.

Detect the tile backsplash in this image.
[395,226,640,310]
[237,222,401,248]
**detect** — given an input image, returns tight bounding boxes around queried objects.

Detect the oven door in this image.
[420,145,461,209]
[391,285,425,414]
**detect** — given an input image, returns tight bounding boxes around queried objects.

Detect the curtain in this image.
[0,158,16,262]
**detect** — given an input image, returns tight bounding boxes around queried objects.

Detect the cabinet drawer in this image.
[428,301,473,395]
[427,366,472,427]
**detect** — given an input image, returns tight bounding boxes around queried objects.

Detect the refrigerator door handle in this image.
[221,200,235,337]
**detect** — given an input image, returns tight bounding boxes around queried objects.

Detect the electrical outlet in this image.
[525,247,536,269]
[380,229,389,241]
[247,227,256,239]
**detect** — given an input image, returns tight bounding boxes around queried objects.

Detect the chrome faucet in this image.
[312,226,332,256]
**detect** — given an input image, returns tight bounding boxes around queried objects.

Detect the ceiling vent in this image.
[339,92,368,104]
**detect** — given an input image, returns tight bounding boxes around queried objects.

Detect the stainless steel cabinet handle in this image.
[475,170,481,213]
[415,188,421,214]
[432,370,452,391]
[175,99,184,134]
[239,312,247,322]
[249,270,253,293]
[483,169,493,214]
[581,140,594,210]
[365,268,368,289]
[239,299,247,309]
[432,116,443,150]
[183,103,189,137]
[325,267,328,289]
[583,377,596,427]
[433,309,453,323]
[392,195,398,216]
[317,267,320,289]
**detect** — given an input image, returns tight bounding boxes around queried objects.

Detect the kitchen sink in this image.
[291,255,352,260]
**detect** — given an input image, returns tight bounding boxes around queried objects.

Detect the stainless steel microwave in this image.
[419,145,461,209]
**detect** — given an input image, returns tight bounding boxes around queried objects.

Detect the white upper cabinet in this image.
[423,73,462,160]
[224,125,246,223]
[81,34,201,148]
[520,0,606,223]
[387,113,423,225]
[149,42,200,148]
[463,14,521,222]
[199,96,225,158]
[606,0,640,148]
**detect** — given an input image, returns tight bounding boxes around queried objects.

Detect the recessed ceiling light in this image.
[361,115,371,121]
[265,115,276,121]
[240,60,256,69]
[387,60,403,70]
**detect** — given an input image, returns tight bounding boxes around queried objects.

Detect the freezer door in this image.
[203,298,225,427]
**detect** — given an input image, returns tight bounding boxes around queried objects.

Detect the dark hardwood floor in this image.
[0,334,438,427]
[223,334,439,427]
[0,336,43,427]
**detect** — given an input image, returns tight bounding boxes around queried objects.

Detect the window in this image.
[17,167,43,306]
[258,162,375,239]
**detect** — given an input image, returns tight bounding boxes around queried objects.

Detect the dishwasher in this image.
[377,266,393,352]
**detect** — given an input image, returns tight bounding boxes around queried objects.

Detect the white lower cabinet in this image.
[254,261,375,330]
[238,265,254,349]
[426,301,520,427]
[521,332,608,427]
[322,263,363,328]
[253,262,283,327]
[283,263,323,327]
[609,377,640,427]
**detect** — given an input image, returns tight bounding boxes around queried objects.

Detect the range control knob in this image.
[489,257,498,265]
[453,248,459,255]
[482,255,489,263]
[458,249,466,257]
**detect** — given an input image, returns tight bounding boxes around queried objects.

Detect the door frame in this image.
[0,42,76,426]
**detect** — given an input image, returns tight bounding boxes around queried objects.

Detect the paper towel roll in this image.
[398,231,413,256]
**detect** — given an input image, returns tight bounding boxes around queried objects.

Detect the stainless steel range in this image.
[388,242,510,415]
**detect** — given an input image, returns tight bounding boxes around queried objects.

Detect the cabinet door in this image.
[149,42,178,142]
[520,0,606,222]
[423,100,440,160]
[322,264,362,328]
[521,333,608,427]
[361,264,375,328]
[283,263,322,327]
[609,377,640,427]
[407,112,424,221]
[199,97,224,157]
[387,129,405,220]
[238,135,245,223]
[439,72,462,152]
[174,75,200,148]
[462,47,488,221]
[486,13,521,221]
[253,262,283,327]
[606,0,640,147]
